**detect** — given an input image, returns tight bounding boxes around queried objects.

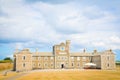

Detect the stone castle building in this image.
[13,40,116,71]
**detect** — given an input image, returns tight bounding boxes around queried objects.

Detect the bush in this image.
[116,62,120,65]
[4,57,12,61]
[0,60,12,63]
[0,57,13,63]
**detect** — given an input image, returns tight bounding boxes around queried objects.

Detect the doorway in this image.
[61,64,64,69]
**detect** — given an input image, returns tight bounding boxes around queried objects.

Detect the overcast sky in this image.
[0,0,120,60]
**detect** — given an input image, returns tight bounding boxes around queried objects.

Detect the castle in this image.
[13,40,116,71]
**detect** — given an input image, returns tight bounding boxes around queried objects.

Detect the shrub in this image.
[0,60,12,63]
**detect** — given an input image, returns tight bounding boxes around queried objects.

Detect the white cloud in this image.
[92,42,105,47]
[110,36,120,43]
[6,54,13,59]
[0,0,120,52]
[15,42,24,49]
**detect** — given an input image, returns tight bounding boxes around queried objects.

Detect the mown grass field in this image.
[0,65,120,80]
[17,66,120,80]
[17,70,120,80]
[0,71,18,80]
[0,63,16,80]
[0,63,13,71]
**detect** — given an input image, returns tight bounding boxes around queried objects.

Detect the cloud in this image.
[0,0,120,56]
[25,0,74,4]
[110,36,120,43]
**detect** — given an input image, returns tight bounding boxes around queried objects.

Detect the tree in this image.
[4,57,12,60]
[3,57,13,63]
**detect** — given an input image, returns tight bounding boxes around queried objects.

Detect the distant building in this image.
[13,40,116,71]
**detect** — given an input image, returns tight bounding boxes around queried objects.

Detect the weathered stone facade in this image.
[13,40,116,71]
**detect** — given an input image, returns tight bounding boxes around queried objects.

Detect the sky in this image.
[0,0,120,60]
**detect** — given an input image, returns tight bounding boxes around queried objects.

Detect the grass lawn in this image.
[0,63,13,71]
[0,65,120,80]
[0,63,16,80]
[0,71,19,80]
[17,69,120,80]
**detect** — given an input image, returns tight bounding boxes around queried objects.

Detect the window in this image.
[33,57,36,60]
[66,63,68,67]
[107,56,109,60]
[38,57,41,60]
[57,62,60,67]
[50,57,53,60]
[51,63,53,66]
[23,63,25,67]
[60,46,65,51]
[33,57,34,60]
[57,47,59,50]
[77,63,80,66]
[44,57,48,60]
[23,56,26,60]
[44,63,47,67]
[58,56,60,60]
[82,62,86,67]
[71,57,74,60]
[77,57,80,61]
[39,64,41,66]
[71,63,74,66]
[82,57,86,60]
[65,57,67,60]
[62,57,64,60]
[33,64,35,67]
[107,63,109,67]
